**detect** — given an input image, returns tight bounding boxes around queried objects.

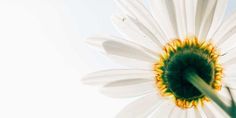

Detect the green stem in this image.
[184,68,232,117]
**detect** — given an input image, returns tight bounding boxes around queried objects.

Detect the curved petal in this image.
[115,0,167,43]
[186,108,198,118]
[86,36,159,68]
[101,79,156,98]
[173,0,187,39]
[218,87,232,106]
[126,16,165,48]
[195,0,216,39]
[185,0,197,35]
[223,79,236,90]
[148,0,178,39]
[149,101,175,118]
[116,93,164,118]
[197,0,217,40]
[111,14,161,52]
[82,69,155,85]
[218,34,236,54]
[223,66,236,78]
[196,107,208,118]
[203,102,229,118]
[86,35,157,55]
[220,47,236,67]
[169,107,186,118]
[206,0,228,40]
[211,12,236,45]
[202,102,226,118]
[103,40,157,63]
[106,54,154,69]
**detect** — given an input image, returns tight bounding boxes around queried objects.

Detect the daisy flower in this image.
[82,0,236,117]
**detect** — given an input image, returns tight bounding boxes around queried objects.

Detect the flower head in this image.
[83,0,236,117]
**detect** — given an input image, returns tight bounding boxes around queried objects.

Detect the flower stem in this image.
[184,68,233,117]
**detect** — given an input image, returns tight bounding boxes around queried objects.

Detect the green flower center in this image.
[154,37,223,108]
[164,47,214,100]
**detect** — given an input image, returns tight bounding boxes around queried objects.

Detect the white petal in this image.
[169,107,186,118]
[202,102,225,118]
[223,79,236,90]
[101,79,156,98]
[106,54,154,69]
[196,107,208,118]
[185,0,197,35]
[193,108,202,118]
[149,102,175,118]
[173,0,187,39]
[86,35,156,55]
[116,93,164,118]
[195,0,216,38]
[218,34,236,54]
[86,36,159,68]
[82,69,155,85]
[126,16,164,47]
[103,40,157,63]
[197,0,217,40]
[206,0,228,40]
[186,108,197,118]
[224,66,236,78]
[203,102,229,118]
[220,47,236,67]
[85,36,110,52]
[211,12,236,45]
[148,0,178,39]
[115,0,167,43]
[218,87,232,106]
[111,14,161,52]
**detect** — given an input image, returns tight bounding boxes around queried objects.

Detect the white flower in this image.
[82,0,236,117]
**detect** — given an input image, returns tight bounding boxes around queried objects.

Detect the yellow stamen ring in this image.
[154,36,223,109]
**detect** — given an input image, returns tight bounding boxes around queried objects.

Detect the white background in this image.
[0,0,235,118]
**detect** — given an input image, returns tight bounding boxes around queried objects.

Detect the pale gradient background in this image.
[0,0,235,118]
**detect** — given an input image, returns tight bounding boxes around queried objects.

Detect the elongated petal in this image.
[211,12,236,45]
[86,36,158,68]
[173,0,187,39]
[185,0,197,35]
[220,47,236,67]
[86,36,157,55]
[186,108,197,118]
[116,93,164,118]
[101,80,156,98]
[82,69,155,85]
[203,103,229,118]
[103,40,157,63]
[220,49,236,69]
[106,54,154,69]
[195,0,216,38]
[218,87,232,106]
[149,102,175,118]
[198,0,217,40]
[206,0,228,40]
[202,102,226,118]
[223,66,236,78]
[115,0,167,43]
[169,107,186,118]
[218,34,236,54]
[127,16,164,47]
[111,14,161,52]
[223,79,236,90]
[148,0,178,39]
[196,107,208,118]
